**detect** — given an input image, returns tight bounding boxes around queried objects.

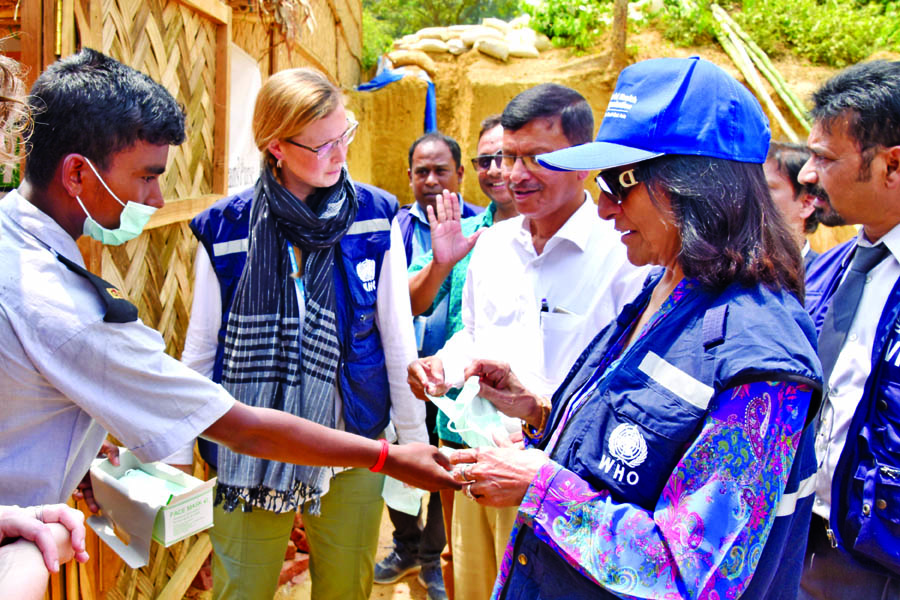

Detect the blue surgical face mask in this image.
[75,157,158,246]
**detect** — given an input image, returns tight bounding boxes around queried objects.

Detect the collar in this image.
[801,240,811,258]
[857,221,900,267]
[517,191,595,254]
[4,188,86,266]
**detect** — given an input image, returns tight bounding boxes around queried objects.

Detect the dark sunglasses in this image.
[470,153,502,171]
[595,167,641,204]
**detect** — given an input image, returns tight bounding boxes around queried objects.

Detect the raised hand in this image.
[427,190,484,266]
[382,443,461,492]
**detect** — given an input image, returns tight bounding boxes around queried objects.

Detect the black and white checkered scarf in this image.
[216,166,358,513]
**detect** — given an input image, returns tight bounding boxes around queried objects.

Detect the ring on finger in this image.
[464,484,475,500]
[34,505,44,522]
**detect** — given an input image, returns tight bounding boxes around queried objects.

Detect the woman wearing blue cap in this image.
[447,57,822,599]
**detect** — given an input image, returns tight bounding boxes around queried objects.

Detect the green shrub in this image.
[523,0,612,50]
[659,0,900,67]
[362,9,395,71]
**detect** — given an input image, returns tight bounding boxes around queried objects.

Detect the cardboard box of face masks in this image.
[86,448,216,568]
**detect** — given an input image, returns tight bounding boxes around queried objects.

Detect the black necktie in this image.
[817,243,891,382]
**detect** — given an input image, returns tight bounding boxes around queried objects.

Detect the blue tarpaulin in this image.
[357,62,437,133]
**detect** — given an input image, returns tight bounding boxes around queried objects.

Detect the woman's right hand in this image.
[0,504,88,572]
[407,356,448,400]
[464,359,547,428]
[382,443,461,492]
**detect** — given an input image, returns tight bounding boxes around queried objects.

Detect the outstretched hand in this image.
[383,443,461,492]
[448,446,550,507]
[408,356,450,400]
[464,359,546,427]
[427,190,484,266]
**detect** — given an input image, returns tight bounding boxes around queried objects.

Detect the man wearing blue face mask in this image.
[0,50,458,518]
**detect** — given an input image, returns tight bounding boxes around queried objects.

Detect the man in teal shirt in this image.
[406,115,518,599]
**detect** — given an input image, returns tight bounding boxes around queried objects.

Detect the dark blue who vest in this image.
[191,182,399,467]
[806,239,900,576]
[500,275,822,599]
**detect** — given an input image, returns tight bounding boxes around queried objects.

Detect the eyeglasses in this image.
[470,153,502,171]
[499,154,546,172]
[285,121,359,159]
[595,167,640,204]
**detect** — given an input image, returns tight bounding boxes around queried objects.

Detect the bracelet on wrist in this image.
[369,439,390,472]
[522,399,550,440]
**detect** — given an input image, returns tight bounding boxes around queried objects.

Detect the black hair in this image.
[810,60,900,176]
[641,155,804,300]
[408,131,462,169]
[25,48,186,189]
[500,83,593,146]
[767,141,819,234]
[478,114,502,141]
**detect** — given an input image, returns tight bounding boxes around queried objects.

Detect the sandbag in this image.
[535,33,552,52]
[475,38,510,62]
[417,27,450,41]
[482,17,511,35]
[412,38,450,53]
[447,38,467,55]
[386,50,437,76]
[508,43,539,58]
[461,26,503,47]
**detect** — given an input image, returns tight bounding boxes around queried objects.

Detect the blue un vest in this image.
[191,182,399,467]
[501,276,822,599]
[806,239,900,576]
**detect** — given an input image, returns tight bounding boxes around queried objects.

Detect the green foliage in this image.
[523,0,612,50]
[362,10,396,70]
[658,0,900,67]
[735,0,899,67]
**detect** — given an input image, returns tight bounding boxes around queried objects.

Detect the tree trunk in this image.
[612,0,629,73]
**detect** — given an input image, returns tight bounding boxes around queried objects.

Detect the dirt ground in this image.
[273,504,429,600]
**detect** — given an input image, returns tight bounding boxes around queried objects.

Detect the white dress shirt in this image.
[0,190,235,505]
[438,196,650,398]
[813,224,900,518]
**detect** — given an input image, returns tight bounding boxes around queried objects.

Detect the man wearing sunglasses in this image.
[407,83,649,600]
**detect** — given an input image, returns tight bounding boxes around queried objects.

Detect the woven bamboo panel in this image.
[99,220,199,358]
[103,533,212,600]
[98,0,218,199]
[232,13,270,74]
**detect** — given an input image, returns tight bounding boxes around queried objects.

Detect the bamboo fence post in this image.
[711,4,810,131]
[711,6,799,141]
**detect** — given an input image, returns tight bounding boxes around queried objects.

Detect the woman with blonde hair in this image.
[183,67,426,599]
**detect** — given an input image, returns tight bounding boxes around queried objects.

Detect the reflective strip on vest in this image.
[213,238,249,257]
[638,351,715,410]
[776,473,816,517]
[347,218,391,236]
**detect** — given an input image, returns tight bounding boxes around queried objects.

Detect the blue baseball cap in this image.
[537,56,771,171]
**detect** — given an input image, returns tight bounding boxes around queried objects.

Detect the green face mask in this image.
[427,377,507,449]
[76,157,157,246]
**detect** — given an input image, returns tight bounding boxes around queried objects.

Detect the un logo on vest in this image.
[608,423,648,468]
[356,259,376,292]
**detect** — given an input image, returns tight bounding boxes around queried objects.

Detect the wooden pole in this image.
[612,0,629,73]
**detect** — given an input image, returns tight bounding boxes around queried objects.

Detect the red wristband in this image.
[369,439,389,473]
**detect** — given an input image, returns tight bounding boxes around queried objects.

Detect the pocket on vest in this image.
[850,462,900,575]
